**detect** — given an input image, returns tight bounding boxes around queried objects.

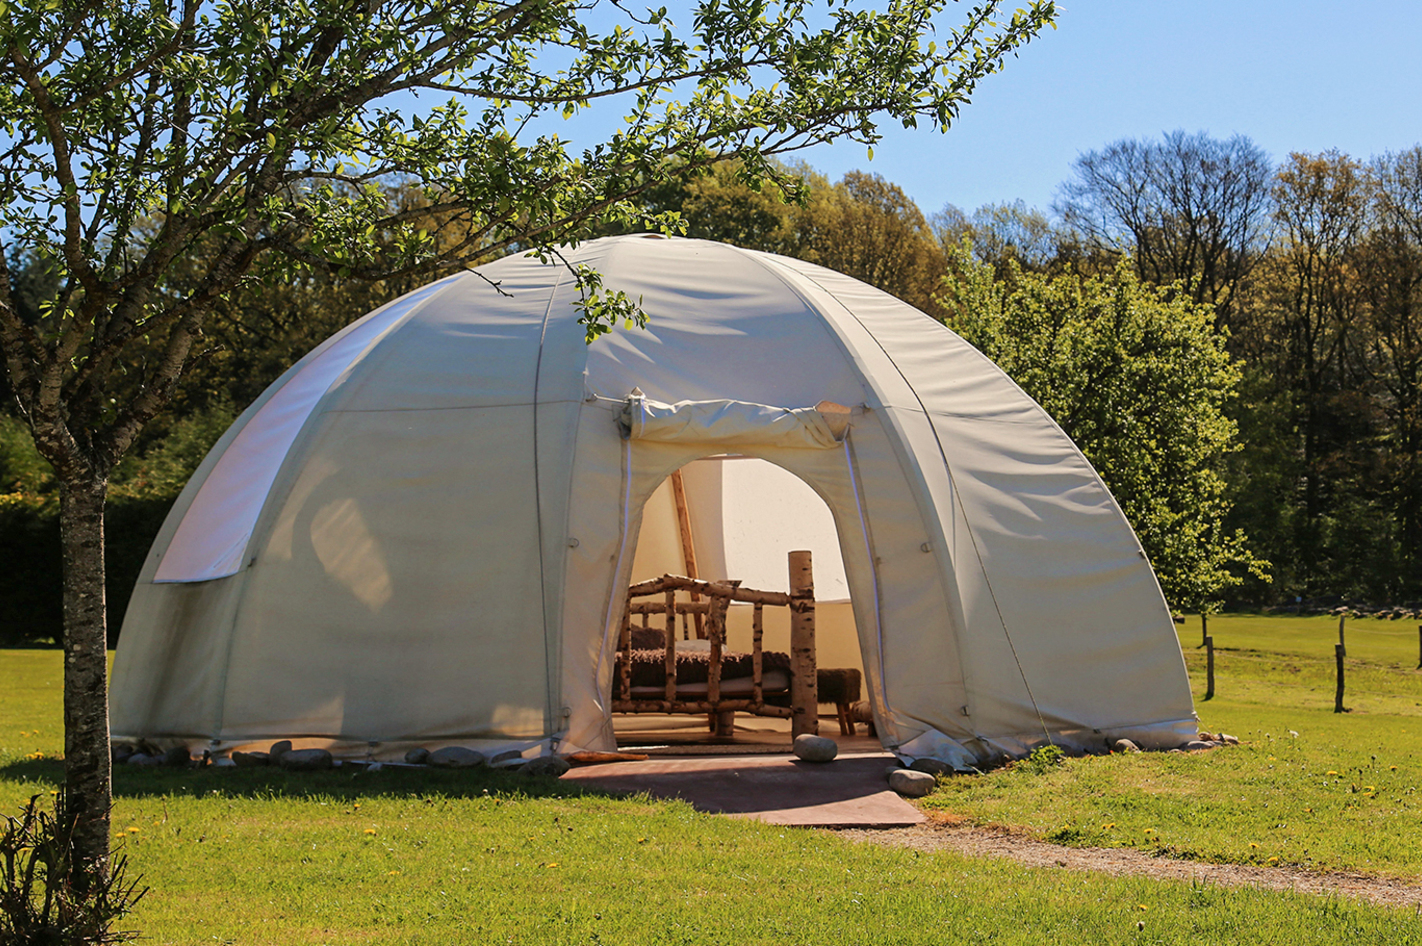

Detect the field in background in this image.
[4,619,1422,944]
[922,614,1422,879]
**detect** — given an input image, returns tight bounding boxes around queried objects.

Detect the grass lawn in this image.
[922,613,1422,880]
[5,629,1422,945]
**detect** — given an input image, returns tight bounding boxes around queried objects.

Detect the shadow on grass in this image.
[0,758,628,804]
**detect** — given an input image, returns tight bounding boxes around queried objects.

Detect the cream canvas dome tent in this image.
[111,234,1197,767]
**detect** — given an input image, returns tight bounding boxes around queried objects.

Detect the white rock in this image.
[404,747,430,765]
[280,748,334,771]
[521,756,571,778]
[427,746,486,769]
[888,768,937,797]
[793,734,838,763]
[1113,738,1142,753]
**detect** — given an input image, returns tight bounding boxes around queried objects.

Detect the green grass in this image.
[921,613,1422,880]
[5,635,1422,944]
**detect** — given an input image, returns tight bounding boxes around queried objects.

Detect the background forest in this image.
[3,130,1419,644]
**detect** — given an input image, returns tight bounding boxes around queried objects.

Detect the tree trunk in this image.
[59,472,112,888]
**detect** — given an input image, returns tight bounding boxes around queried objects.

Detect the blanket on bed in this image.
[616,649,791,689]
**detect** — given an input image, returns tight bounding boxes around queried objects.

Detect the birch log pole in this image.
[789,549,818,737]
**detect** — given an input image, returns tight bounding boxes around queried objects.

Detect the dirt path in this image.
[837,821,1422,908]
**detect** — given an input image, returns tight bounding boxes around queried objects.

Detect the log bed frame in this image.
[612,550,820,738]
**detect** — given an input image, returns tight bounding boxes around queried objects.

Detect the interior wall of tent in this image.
[627,455,865,693]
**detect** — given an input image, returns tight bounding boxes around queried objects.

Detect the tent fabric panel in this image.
[832,416,974,748]
[154,275,462,583]
[628,475,685,582]
[332,257,575,412]
[216,405,550,743]
[560,401,652,753]
[110,577,245,741]
[779,257,1195,742]
[583,241,868,410]
[934,412,1194,735]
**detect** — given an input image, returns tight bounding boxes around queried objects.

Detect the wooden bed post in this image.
[663,588,678,707]
[789,550,818,737]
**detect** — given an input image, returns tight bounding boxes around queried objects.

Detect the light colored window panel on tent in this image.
[153,277,454,583]
[629,478,685,584]
[715,456,850,603]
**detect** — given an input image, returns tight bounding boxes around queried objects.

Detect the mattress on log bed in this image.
[616,648,792,699]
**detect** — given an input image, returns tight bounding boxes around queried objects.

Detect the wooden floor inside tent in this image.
[612,711,884,755]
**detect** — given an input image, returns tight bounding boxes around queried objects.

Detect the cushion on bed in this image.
[628,627,666,650]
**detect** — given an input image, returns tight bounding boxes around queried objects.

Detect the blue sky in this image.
[797,0,1422,218]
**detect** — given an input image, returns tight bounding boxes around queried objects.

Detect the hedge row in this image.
[0,493,174,647]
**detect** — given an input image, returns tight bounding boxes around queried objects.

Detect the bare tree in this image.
[1058,130,1273,324]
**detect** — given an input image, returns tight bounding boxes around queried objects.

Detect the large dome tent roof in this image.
[112,234,1196,766]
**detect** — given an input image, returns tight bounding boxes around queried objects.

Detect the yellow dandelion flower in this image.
[1102,822,1115,830]
[127,827,141,834]
[1305,807,1313,812]
[363,828,377,835]
[1268,856,1279,864]
[387,870,401,876]
[1143,828,1156,835]
[1326,770,1338,776]
[1391,765,1398,772]
[546,862,560,868]
[1136,904,1148,912]
[1249,842,1259,849]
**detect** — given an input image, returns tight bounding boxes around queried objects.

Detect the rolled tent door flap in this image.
[619,392,851,448]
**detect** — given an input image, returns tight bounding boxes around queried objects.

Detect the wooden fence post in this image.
[1204,636,1214,701]
[1335,643,1346,714]
[1338,613,1346,657]
[789,550,818,738]
[1416,624,1421,671]
[1201,611,1208,648]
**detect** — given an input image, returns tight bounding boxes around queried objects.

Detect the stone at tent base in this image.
[212,757,237,768]
[793,734,838,763]
[163,746,193,767]
[111,744,135,764]
[1113,738,1142,753]
[126,753,163,766]
[489,749,524,766]
[269,740,293,762]
[367,762,384,772]
[427,746,486,769]
[521,756,571,778]
[1220,733,1240,745]
[232,751,270,767]
[1182,740,1214,751]
[280,748,334,771]
[888,768,936,797]
[404,747,431,765]
[908,757,953,776]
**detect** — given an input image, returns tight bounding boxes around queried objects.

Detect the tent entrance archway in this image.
[614,454,870,745]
